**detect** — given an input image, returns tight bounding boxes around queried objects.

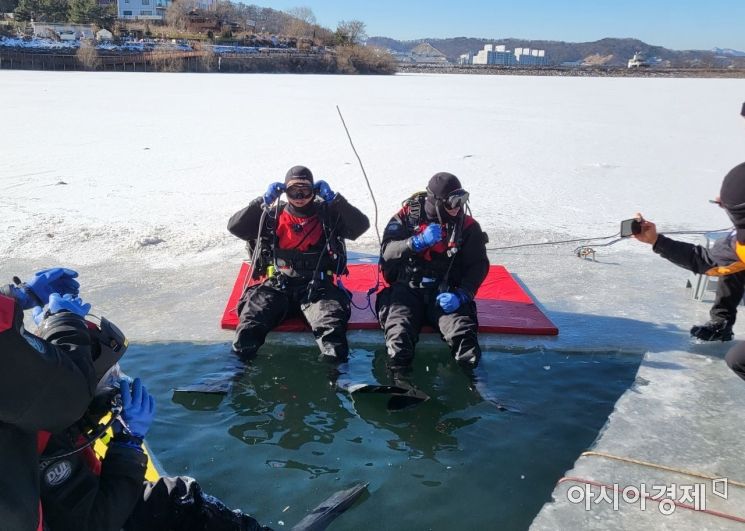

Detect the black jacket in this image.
[0,287,95,531]
[227,194,370,277]
[380,202,490,298]
[39,432,148,531]
[653,231,741,275]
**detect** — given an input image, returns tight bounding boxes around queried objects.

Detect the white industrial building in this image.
[464,43,547,66]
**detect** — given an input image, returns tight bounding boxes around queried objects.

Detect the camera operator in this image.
[633,163,745,347]
[38,316,272,531]
[1,268,95,531]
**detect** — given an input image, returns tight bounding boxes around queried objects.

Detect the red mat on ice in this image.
[221,263,558,335]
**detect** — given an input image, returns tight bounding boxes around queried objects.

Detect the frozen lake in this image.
[3,71,745,529]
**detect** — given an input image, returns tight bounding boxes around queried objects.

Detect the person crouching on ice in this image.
[377,172,490,378]
[227,165,369,362]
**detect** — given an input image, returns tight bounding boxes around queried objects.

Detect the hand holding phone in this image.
[620,218,642,238]
[627,214,658,245]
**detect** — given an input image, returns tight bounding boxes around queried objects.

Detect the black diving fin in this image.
[291,482,369,531]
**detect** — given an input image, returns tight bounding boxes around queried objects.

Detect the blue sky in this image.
[263,0,745,51]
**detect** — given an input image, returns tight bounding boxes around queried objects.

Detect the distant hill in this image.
[367,36,745,68]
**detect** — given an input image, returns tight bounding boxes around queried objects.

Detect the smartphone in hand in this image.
[620,218,642,238]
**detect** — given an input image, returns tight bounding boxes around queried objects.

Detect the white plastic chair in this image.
[687,230,731,301]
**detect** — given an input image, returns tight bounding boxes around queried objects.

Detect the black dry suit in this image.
[377,181,490,371]
[38,320,272,531]
[0,286,95,531]
[40,433,272,531]
[227,194,369,361]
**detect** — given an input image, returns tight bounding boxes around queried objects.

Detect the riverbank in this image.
[397,63,745,78]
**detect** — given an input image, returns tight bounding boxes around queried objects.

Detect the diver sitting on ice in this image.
[36,307,272,530]
[377,172,490,377]
[227,165,370,362]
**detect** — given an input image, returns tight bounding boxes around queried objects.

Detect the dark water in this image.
[125,342,641,531]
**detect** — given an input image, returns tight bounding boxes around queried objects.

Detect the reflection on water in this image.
[126,342,641,530]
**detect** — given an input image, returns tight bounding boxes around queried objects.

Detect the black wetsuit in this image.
[227,195,369,361]
[376,201,490,370]
[654,232,745,325]
[0,287,95,531]
[39,433,271,531]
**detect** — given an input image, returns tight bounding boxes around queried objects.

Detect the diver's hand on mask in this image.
[117,377,155,439]
[263,182,285,206]
[410,223,442,252]
[32,293,91,325]
[12,268,80,310]
[314,180,336,202]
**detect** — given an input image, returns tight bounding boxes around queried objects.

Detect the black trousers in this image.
[710,272,745,324]
[233,277,351,361]
[125,476,271,531]
[725,342,745,382]
[376,282,481,370]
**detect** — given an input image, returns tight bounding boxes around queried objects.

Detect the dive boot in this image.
[690,320,734,342]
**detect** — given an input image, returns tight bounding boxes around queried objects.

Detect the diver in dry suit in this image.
[37,313,272,531]
[0,268,95,531]
[227,165,369,362]
[377,172,490,373]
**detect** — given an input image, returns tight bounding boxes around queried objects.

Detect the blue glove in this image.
[31,292,91,326]
[314,180,336,202]
[436,290,470,314]
[14,268,80,309]
[410,223,443,252]
[117,377,155,439]
[263,182,285,206]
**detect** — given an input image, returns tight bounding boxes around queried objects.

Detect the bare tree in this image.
[285,5,315,38]
[76,40,100,70]
[286,6,315,25]
[336,19,366,46]
[165,0,199,30]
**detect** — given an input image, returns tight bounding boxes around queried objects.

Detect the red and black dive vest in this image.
[387,192,475,285]
[255,204,346,280]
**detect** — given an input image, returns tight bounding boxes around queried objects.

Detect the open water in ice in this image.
[126,341,641,530]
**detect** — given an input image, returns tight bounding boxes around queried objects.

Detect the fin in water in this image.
[291,482,369,531]
[337,381,431,411]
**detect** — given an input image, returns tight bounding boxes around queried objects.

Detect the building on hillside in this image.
[409,42,449,64]
[389,42,450,64]
[627,51,650,68]
[464,43,547,66]
[96,28,113,41]
[32,23,94,40]
[117,0,173,21]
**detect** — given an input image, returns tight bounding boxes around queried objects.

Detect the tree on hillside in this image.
[285,5,315,38]
[0,0,20,13]
[15,0,68,22]
[165,0,199,30]
[335,19,366,46]
[69,0,114,26]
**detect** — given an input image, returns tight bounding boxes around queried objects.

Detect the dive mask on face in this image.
[443,188,469,210]
[87,316,129,384]
[286,185,313,200]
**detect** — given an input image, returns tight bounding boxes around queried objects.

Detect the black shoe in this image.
[690,320,734,342]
